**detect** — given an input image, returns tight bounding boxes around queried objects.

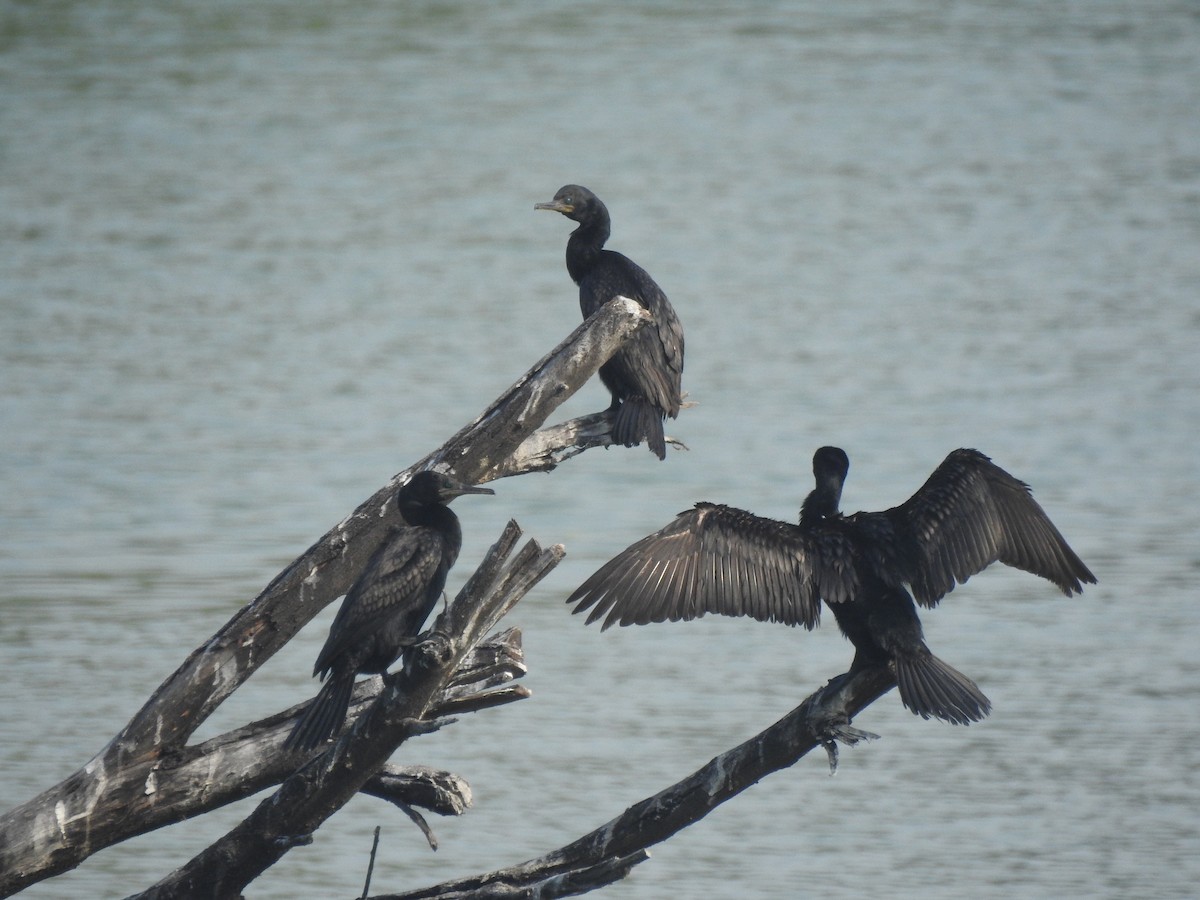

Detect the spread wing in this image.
[868,448,1096,607]
[314,527,445,676]
[566,502,822,630]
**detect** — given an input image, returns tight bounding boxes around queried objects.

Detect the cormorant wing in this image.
[869,449,1097,607]
[603,252,684,416]
[313,527,445,677]
[636,269,685,410]
[566,502,822,630]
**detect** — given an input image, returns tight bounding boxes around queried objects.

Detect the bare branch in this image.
[495,408,689,479]
[127,529,564,898]
[376,666,895,899]
[0,299,646,896]
[492,410,620,477]
[399,851,653,899]
[0,629,528,897]
[361,766,472,819]
[116,296,649,759]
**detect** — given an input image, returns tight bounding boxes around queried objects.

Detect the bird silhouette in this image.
[285,470,493,751]
[536,184,684,459]
[568,447,1095,724]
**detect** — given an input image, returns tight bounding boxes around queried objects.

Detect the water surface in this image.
[2,2,1198,897]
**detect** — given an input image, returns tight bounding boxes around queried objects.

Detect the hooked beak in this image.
[534,198,573,214]
[458,484,495,496]
[443,480,495,501]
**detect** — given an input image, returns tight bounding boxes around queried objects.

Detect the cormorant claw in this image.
[817,720,881,775]
[806,673,882,774]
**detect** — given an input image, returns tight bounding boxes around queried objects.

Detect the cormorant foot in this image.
[806,673,881,774]
[817,720,881,775]
[664,435,689,453]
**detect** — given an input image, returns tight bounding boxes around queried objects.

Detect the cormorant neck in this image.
[399,499,460,536]
[565,217,610,284]
[800,485,842,527]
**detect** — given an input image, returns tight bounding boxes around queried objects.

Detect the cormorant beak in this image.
[534,199,573,214]
[444,482,495,501]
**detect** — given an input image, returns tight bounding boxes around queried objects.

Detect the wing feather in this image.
[315,527,443,675]
[883,449,1096,607]
[568,502,821,630]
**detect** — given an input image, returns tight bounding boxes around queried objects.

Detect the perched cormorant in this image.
[535,184,684,459]
[284,470,494,752]
[567,447,1095,725]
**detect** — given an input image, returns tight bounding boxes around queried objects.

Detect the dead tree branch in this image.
[0,298,648,897]
[127,524,565,899]
[374,666,896,900]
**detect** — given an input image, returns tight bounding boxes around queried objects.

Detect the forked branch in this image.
[0,298,649,897]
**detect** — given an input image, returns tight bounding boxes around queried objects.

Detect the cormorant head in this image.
[534,184,605,224]
[802,446,849,521]
[813,446,850,486]
[400,470,495,507]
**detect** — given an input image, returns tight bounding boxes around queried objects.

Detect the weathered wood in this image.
[0,298,649,897]
[376,666,896,900]
[361,766,473,819]
[493,408,688,479]
[0,627,525,896]
[0,284,904,900]
[127,527,565,899]
[397,850,652,900]
[114,296,648,759]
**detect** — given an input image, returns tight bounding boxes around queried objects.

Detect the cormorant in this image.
[535,184,684,459]
[284,470,494,752]
[567,447,1095,725]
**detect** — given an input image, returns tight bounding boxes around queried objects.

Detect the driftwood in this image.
[128,523,565,899]
[0,298,650,897]
[2,291,906,900]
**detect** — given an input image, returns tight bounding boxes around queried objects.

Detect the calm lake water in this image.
[3,2,1198,897]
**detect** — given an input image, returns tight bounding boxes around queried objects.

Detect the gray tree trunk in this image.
[1,296,900,899]
[0,298,651,897]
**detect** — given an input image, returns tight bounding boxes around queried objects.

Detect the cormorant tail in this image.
[284,671,356,752]
[893,651,992,725]
[613,397,666,459]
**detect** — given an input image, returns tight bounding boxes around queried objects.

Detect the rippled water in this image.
[3,2,1198,897]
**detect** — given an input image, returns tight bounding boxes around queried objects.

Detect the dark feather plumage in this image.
[573,502,822,630]
[284,471,493,752]
[567,447,1095,724]
[536,184,684,459]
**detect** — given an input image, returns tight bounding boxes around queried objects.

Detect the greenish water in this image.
[2,2,1198,897]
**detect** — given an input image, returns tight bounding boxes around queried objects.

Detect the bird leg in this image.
[803,671,882,774]
[663,435,689,453]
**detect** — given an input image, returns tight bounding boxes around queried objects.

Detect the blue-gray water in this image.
[2,2,1198,897]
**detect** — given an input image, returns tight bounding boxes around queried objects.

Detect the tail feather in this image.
[283,671,356,752]
[894,652,992,725]
[613,397,666,459]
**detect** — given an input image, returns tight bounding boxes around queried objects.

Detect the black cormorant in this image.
[567,447,1095,725]
[535,184,684,459]
[284,470,494,751]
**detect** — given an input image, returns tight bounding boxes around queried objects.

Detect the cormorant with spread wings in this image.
[568,447,1095,724]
